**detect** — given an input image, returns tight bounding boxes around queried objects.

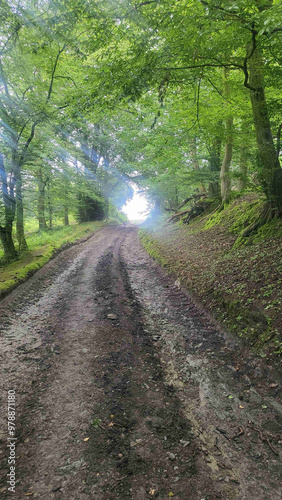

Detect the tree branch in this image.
[200,0,248,25]
[242,27,257,92]
[270,27,282,34]
[46,45,66,103]
[242,27,258,92]
[54,75,77,87]
[207,77,231,103]
[17,119,30,143]
[0,23,22,56]
[156,62,242,71]
[19,121,39,165]
[21,86,32,100]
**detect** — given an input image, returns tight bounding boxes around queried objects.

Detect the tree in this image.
[0,153,17,261]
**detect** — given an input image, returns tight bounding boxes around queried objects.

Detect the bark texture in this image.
[0,153,17,261]
[238,146,248,191]
[220,70,233,205]
[208,137,221,198]
[248,43,282,214]
[37,168,48,230]
[13,157,28,251]
[64,206,69,226]
[220,116,233,204]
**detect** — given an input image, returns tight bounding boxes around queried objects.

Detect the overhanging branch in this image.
[242,26,258,92]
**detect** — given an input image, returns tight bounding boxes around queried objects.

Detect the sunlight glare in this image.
[122,184,149,222]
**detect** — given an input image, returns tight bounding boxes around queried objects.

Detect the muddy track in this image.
[0,226,281,499]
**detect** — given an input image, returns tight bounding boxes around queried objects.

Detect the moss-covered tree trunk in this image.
[13,159,28,252]
[0,224,17,261]
[0,153,17,261]
[248,44,282,214]
[220,116,233,204]
[220,69,233,205]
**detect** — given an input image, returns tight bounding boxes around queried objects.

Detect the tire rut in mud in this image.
[84,236,220,499]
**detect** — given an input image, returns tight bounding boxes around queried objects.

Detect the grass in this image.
[140,193,282,357]
[0,221,105,297]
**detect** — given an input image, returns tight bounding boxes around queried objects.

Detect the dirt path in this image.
[0,226,281,499]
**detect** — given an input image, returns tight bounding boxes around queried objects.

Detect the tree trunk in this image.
[220,116,233,203]
[174,184,179,207]
[220,69,233,205]
[238,145,248,191]
[64,206,69,226]
[208,137,221,197]
[37,168,47,230]
[11,150,28,251]
[15,170,28,251]
[248,43,282,213]
[47,180,53,229]
[0,224,17,262]
[101,161,110,218]
[0,153,17,261]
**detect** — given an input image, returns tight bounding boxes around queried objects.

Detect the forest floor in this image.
[0,225,281,499]
[140,194,282,357]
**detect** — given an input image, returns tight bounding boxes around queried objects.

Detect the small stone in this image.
[52,484,62,492]
[107,313,117,320]
[167,452,176,461]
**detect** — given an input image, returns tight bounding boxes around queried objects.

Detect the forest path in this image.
[0,225,281,499]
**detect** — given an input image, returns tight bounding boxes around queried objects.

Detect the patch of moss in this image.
[204,196,264,234]
[229,199,264,234]
[139,230,170,268]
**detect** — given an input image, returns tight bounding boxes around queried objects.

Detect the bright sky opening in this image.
[122,184,149,221]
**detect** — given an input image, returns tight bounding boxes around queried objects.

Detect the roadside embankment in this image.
[140,194,282,359]
[0,221,106,299]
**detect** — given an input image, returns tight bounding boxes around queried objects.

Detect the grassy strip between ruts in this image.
[0,221,106,298]
[139,193,282,359]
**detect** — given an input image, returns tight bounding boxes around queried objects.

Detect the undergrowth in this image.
[140,193,282,358]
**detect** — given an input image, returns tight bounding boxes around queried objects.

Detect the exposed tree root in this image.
[240,202,279,238]
[165,193,207,214]
[167,196,210,224]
